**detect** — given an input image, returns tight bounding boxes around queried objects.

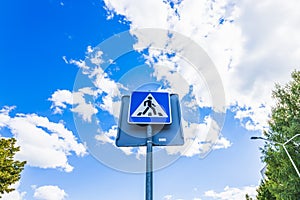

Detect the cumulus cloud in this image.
[95,125,118,145]
[0,106,87,172]
[213,136,232,150]
[163,195,173,200]
[55,47,125,122]
[49,88,98,123]
[165,117,231,157]
[104,0,170,29]
[103,0,300,132]
[95,125,147,159]
[204,185,257,200]
[33,185,67,200]
[49,90,73,114]
[164,185,257,200]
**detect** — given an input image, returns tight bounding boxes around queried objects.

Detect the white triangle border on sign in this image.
[131,93,168,118]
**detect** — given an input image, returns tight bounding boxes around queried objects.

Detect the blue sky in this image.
[1,0,300,200]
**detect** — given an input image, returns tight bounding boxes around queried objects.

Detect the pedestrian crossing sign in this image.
[128,91,172,124]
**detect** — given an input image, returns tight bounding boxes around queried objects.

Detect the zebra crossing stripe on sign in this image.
[131,94,168,118]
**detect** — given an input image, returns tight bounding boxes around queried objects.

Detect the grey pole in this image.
[146,124,153,200]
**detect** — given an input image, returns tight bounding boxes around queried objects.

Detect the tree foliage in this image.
[256,180,276,200]
[245,193,254,200]
[257,70,300,199]
[0,138,26,197]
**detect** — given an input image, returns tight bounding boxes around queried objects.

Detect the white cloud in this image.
[1,182,26,200]
[104,0,170,29]
[95,125,118,145]
[89,66,123,116]
[0,106,15,127]
[62,56,68,64]
[49,88,98,123]
[95,126,144,158]
[165,117,231,158]
[204,185,257,200]
[103,0,300,132]
[63,48,125,120]
[71,88,98,122]
[0,106,87,172]
[163,195,173,200]
[148,54,212,109]
[33,185,67,200]
[49,90,73,114]
[213,136,232,150]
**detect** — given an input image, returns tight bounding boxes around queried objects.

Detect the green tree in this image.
[0,138,26,197]
[257,70,300,199]
[256,180,276,200]
[245,193,254,200]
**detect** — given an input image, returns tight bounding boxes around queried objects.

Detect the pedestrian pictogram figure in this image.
[137,96,163,116]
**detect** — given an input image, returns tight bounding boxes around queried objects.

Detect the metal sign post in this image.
[116,92,184,200]
[146,124,153,200]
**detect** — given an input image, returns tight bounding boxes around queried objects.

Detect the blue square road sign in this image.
[128,91,172,124]
[116,94,184,147]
